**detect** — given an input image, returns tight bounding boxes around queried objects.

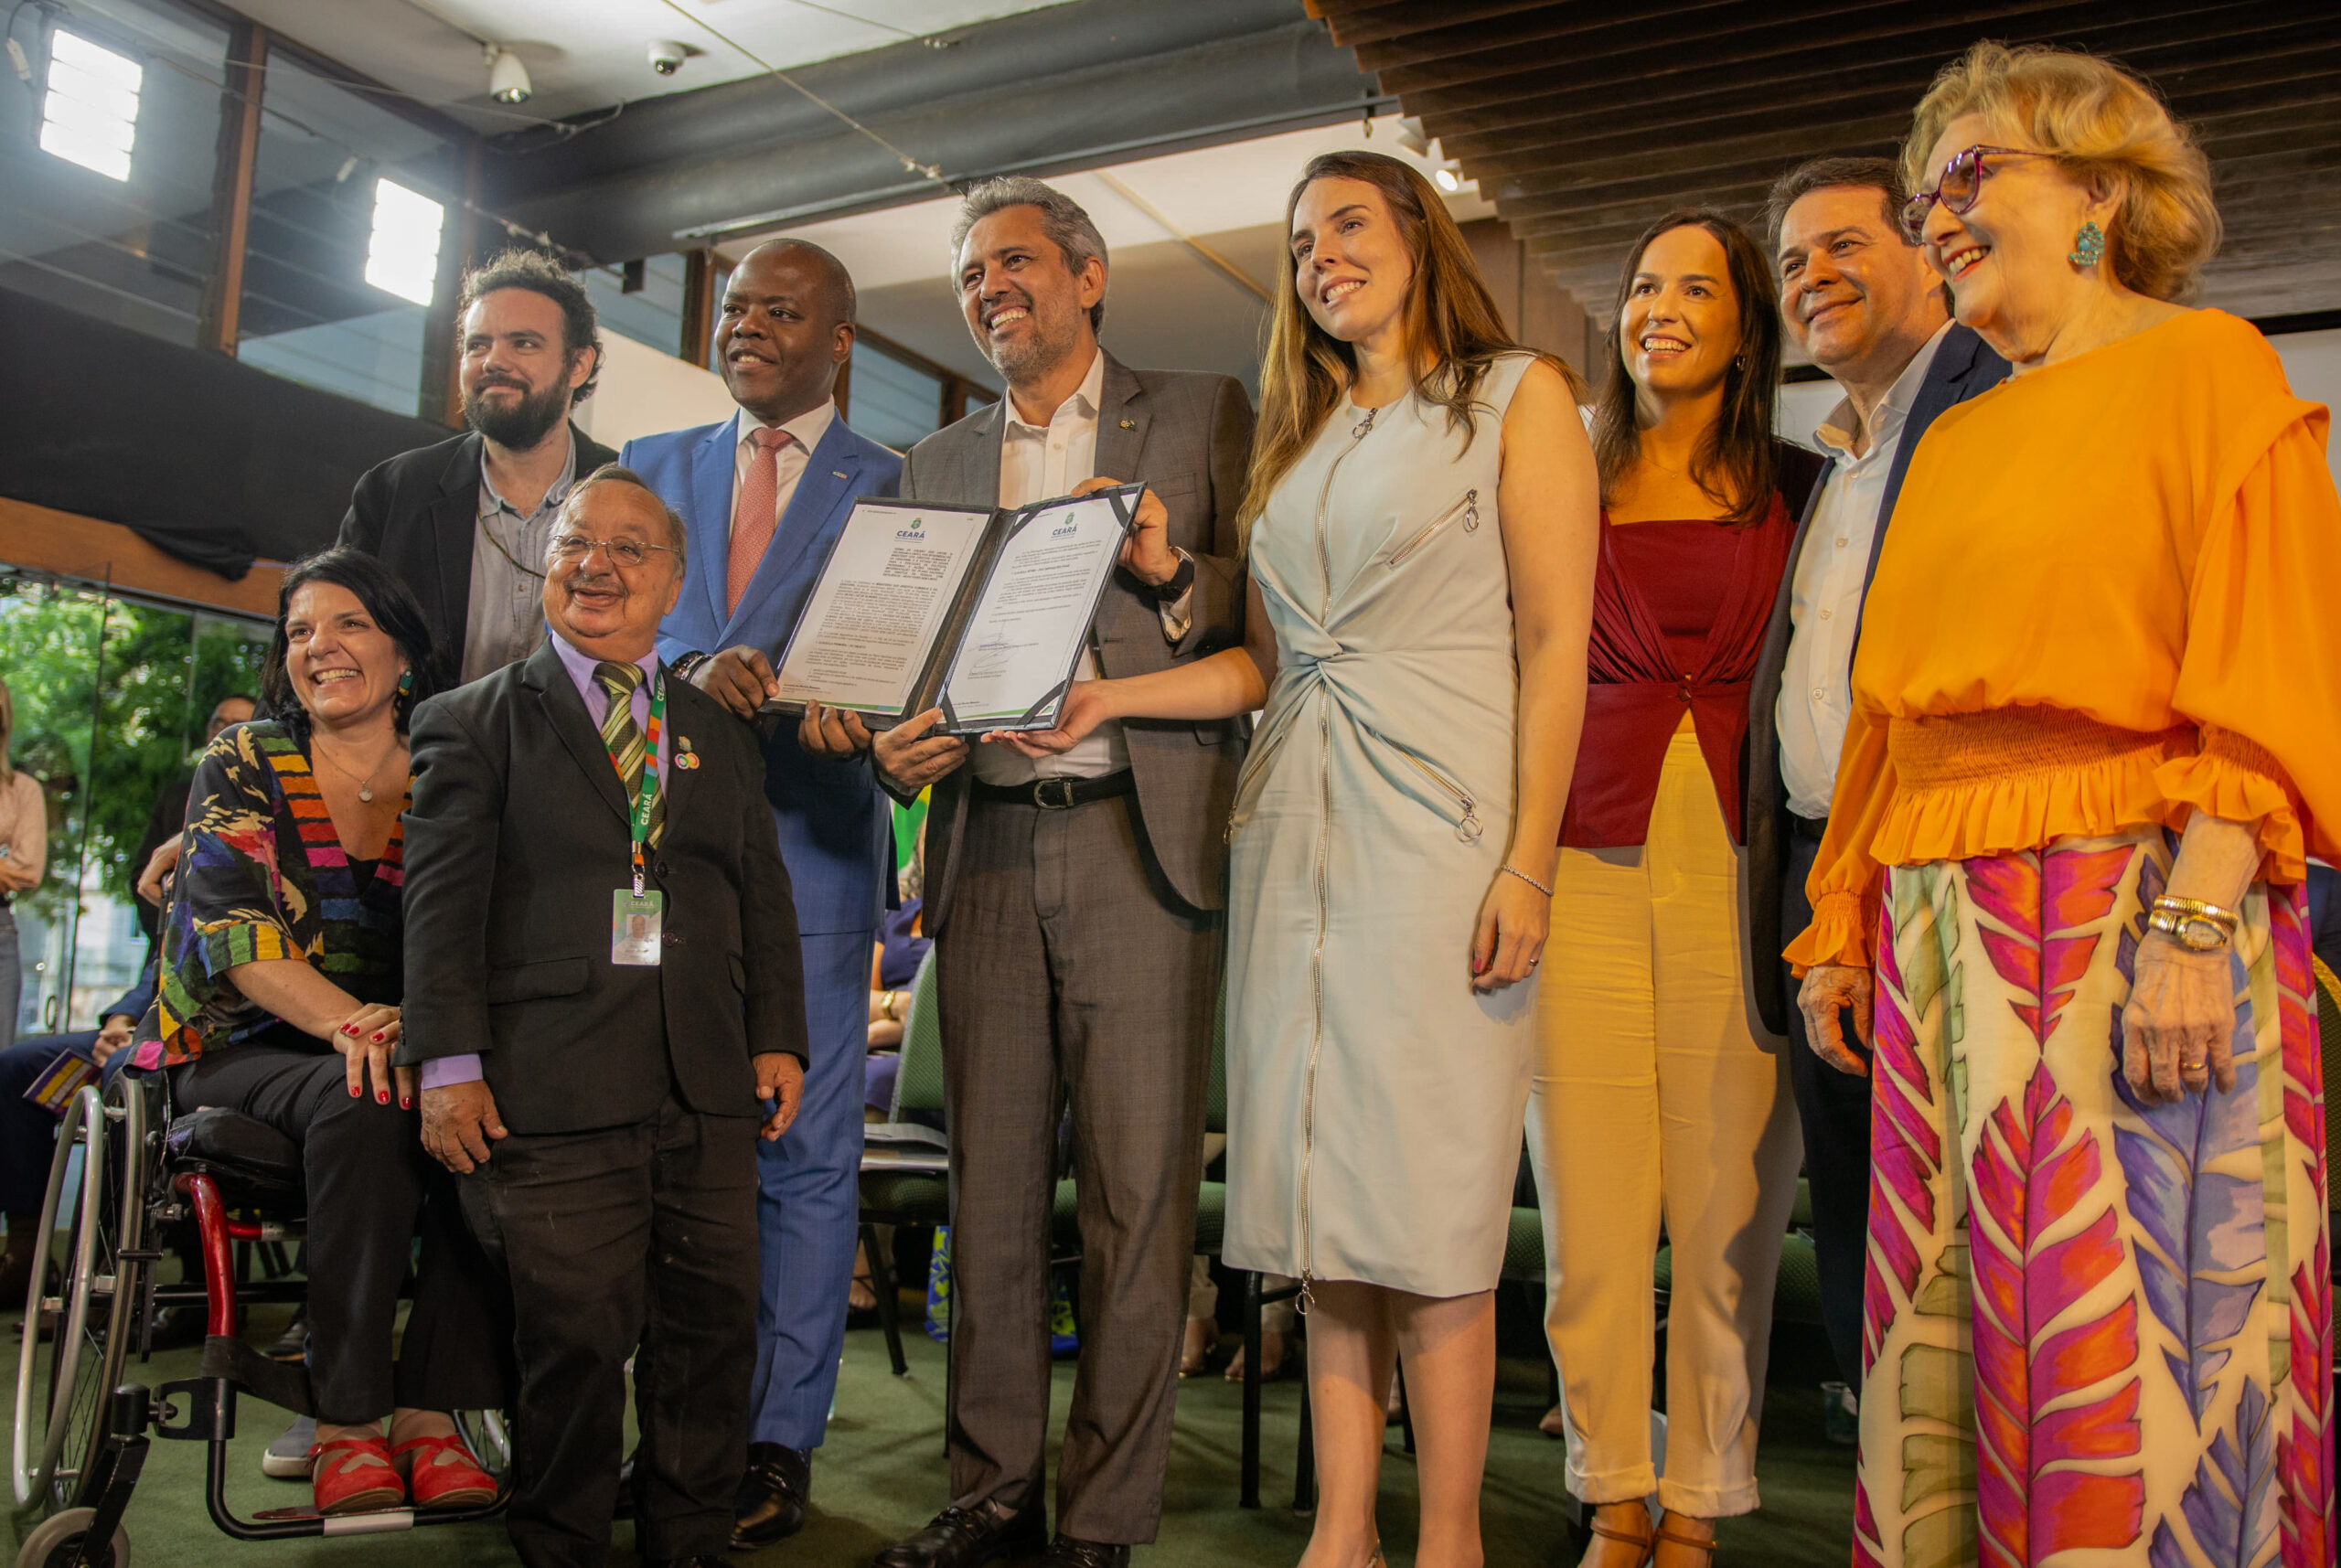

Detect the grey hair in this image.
[559,463,689,572]
[948,176,1108,331]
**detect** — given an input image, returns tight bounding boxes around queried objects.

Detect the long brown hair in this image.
[1240,150,1579,537]
[1590,208,1784,522]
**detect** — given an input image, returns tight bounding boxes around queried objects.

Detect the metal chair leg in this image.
[1240,1270,1262,1509]
[862,1223,908,1377]
[1293,1369,1316,1514]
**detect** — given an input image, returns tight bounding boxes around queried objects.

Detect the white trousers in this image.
[1526,722,1802,1517]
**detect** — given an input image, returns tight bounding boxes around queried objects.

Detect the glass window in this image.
[235,52,460,417]
[0,0,228,346]
[0,576,270,1034]
[849,339,946,452]
[583,254,689,357]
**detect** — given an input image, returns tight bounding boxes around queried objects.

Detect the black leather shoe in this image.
[731,1442,811,1549]
[1042,1537,1129,1568]
[872,1499,1046,1567]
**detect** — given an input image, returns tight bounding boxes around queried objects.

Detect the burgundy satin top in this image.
[1559,491,1796,848]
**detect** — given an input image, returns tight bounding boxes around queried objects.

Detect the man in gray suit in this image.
[800,176,1250,1568]
[1747,157,2008,1399]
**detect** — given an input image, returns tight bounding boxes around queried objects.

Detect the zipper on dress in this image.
[1297,403,1379,1306]
[1385,488,1480,567]
[1400,752,1484,844]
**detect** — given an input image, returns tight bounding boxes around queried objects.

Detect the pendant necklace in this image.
[314,736,401,804]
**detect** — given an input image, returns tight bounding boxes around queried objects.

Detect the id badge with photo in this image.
[611,889,664,966]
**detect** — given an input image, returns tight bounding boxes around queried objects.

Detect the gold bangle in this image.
[2149,895,2239,933]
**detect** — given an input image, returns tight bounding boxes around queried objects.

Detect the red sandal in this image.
[393,1433,497,1509]
[312,1433,404,1514]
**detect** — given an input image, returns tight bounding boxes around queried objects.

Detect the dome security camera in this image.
[647,39,688,77]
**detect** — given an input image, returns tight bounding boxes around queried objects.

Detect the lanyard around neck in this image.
[604,669,666,896]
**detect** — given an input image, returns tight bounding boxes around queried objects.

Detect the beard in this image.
[983,303,1083,386]
[463,375,571,448]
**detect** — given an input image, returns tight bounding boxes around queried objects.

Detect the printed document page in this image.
[772,503,989,716]
[941,494,1128,729]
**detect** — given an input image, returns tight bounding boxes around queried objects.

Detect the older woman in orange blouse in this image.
[1789,43,2341,1568]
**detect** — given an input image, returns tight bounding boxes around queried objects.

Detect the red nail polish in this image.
[349,1083,360,1096]
[401,1097,412,1110]
[371,1032,384,1041]
[377,1091,389,1104]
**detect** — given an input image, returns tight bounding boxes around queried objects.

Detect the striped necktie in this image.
[593,661,665,848]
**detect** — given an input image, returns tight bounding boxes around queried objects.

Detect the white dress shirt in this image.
[973,348,1189,785]
[1777,322,1951,819]
[729,398,839,541]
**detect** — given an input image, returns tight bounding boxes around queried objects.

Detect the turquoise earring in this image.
[397,669,414,696]
[2069,219,2105,267]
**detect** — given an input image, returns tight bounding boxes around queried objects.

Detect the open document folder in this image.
[762,484,1139,735]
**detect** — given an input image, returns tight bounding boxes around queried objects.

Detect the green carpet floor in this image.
[5,1297,1857,1566]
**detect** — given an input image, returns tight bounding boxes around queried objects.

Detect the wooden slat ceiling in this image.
[1304,0,2341,323]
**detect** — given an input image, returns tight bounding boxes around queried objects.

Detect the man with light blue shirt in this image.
[618,239,903,1551]
[1747,157,2009,1396]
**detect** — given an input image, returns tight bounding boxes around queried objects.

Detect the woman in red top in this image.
[1528,210,1822,1568]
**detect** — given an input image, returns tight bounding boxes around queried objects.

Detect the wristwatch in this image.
[668,650,711,682]
[2146,895,2239,953]
[1153,548,1195,602]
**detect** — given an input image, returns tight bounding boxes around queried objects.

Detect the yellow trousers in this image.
[1526,720,1802,1516]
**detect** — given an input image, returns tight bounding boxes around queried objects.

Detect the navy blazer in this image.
[623,411,904,939]
[1745,325,2009,1033]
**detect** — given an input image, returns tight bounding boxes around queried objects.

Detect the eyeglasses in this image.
[546,535,680,570]
[1899,144,2053,242]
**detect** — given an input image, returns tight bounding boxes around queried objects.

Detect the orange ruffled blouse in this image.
[1786,308,2341,971]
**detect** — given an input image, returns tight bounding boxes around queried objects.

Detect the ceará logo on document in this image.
[1050,517,1080,538]
[894,517,925,539]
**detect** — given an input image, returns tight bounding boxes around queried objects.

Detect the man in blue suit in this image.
[619,239,902,1550]
[1747,157,2009,1401]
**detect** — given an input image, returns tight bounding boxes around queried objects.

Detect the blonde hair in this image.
[1241,150,1580,540]
[1903,41,2219,303]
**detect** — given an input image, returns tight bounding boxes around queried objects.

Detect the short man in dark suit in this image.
[620,241,903,1550]
[1748,157,2010,1392]
[399,467,808,1568]
[339,250,618,683]
[806,176,1252,1568]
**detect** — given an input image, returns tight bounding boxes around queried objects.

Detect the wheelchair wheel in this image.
[13,1506,129,1568]
[9,1079,148,1513]
[454,1407,512,1479]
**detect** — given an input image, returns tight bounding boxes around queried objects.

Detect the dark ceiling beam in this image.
[1402,0,2272,119]
[1430,18,2336,166]
[1346,0,1743,71]
[483,0,1385,265]
[1305,0,1560,49]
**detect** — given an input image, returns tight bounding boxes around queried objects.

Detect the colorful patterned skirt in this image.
[1856,827,2333,1568]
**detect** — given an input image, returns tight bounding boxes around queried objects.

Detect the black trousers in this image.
[1780,817,1872,1389]
[169,1046,510,1422]
[458,1090,760,1568]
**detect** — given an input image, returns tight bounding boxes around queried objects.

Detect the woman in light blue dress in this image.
[986,150,1598,1568]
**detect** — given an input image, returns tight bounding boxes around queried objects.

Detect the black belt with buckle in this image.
[971,771,1135,811]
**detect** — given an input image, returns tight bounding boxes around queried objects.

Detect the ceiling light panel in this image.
[365,177,446,305]
[40,30,144,182]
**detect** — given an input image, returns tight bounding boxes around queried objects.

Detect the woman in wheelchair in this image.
[133,549,509,1517]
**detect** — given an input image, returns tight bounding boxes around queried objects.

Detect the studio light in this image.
[488,45,531,104]
[39,30,142,182]
[364,178,446,306]
[1433,167,1462,193]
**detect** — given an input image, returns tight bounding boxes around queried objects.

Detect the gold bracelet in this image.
[1499,864,1554,898]
[2147,895,2240,954]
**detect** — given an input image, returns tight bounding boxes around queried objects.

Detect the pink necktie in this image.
[727,426,789,616]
